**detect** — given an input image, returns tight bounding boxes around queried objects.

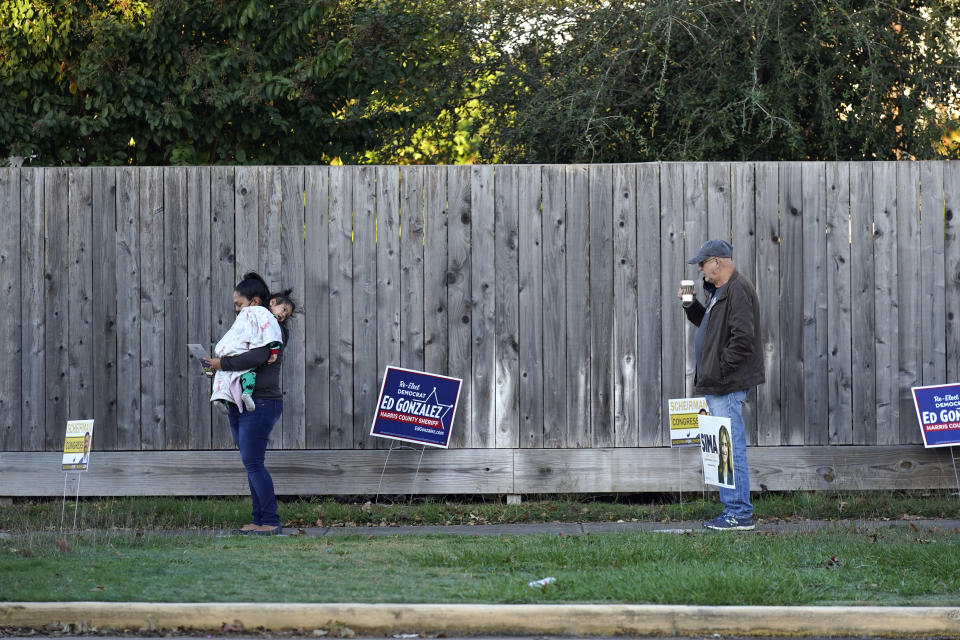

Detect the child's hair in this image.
[270,288,297,318]
[235,271,270,306]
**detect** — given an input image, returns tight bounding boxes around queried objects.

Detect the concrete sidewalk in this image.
[3,602,960,637]
[261,516,960,538]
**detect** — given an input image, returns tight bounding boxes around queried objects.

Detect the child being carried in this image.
[210,302,283,413]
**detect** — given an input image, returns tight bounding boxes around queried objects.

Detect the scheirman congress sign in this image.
[912,383,960,448]
[370,366,462,448]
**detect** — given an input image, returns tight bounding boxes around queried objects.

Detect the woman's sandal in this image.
[247,525,281,536]
[230,523,260,535]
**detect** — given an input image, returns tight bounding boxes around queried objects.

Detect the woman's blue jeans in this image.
[228,398,283,527]
[705,390,753,519]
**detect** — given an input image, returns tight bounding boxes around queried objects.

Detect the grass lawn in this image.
[2,491,959,532]
[2,525,959,605]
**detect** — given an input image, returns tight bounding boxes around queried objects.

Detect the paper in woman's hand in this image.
[187,344,214,377]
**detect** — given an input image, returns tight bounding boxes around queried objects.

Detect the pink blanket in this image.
[210,305,283,411]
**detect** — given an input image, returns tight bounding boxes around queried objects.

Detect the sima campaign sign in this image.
[370,366,462,448]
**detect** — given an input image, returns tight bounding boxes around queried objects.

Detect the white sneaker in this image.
[241,393,256,412]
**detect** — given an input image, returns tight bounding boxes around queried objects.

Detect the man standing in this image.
[682,239,764,531]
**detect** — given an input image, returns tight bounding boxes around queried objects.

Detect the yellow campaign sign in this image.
[62,420,94,472]
[667,397,708,448]
[63,438,87,453]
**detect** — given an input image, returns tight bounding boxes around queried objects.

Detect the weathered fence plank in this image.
[186,167,212,450]
[636,163,662,447]
[259,168,283,296]
[139,167,164,450]
[328,166,354,450]
[234,167,259,283]
[210,166,235,449]
[304,166,331,450]
[259,167,284,449]
[779,162,804,445]
[352,165,378,450]
[897,162,922,445]
[659,163,685,430]
[375,166,401,450]
[565,165,591,448]
[513,445,955,494]
[0,446,952,496]
[801,162,828,445]
[163,167,189,450]
[400,166,425,372]
[850,162,877,445]
[68,169,94,429]
[471,165,496,449]
[825,162,853,445]
[424,165,449,378]
[682,162,708,397]
[518,164,544,449]
[919,162,946,388]
[0,169,21,451]
[115,168,141,451]
[613,164,638,448]
[731,163,758,444]
[20,169,45,452]
[45,168,70,451]
[0,450,513,496]
[707,162,732,241]
[873,161,899,445]
[280,166,307,450]
[589,164,614,448]
[445,166,472,449]
[495,165,520,449]
[541,165,567,448]
[754,163,781,446]
[92,168,119,451]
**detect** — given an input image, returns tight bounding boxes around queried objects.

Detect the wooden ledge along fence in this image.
[0,162,958,496]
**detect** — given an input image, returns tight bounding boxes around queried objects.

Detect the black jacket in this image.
[683,269,765,395]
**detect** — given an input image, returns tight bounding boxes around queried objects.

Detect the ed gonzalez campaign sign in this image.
[370,367,462,448]
[912,383,960,448]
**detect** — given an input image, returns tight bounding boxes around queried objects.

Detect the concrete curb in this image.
[2,602,960,637]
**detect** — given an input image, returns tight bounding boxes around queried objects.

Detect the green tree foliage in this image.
[469,0,960,162]
[4,0,959,165]
[0,0,470,165]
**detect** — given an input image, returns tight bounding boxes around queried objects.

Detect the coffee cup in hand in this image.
[680,280,695,303]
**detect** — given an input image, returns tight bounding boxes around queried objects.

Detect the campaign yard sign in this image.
[912,383,960,448]
[62,419,95,472]
[667,397,708,447]
[698,415,735,488]
[370,367,462,448]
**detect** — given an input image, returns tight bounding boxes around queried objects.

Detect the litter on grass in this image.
[528,576,556,587]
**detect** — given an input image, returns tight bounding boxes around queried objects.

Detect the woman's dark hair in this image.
[270,288,297,316]
[235,271,270,307]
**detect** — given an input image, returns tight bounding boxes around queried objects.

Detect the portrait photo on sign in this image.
[698,415,735,488]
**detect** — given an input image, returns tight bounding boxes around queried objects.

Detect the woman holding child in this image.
[203,272,295,536]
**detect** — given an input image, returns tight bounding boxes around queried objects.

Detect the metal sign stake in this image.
[950,446,960,502]
[60,472,82,532]
[375,441,427,504]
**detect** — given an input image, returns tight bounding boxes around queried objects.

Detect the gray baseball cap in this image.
[687,239,733,264]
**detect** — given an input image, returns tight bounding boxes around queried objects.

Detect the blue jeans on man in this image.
[706,390,753,520]
[228,398,283,527]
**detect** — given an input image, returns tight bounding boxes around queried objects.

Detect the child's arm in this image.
[266,341,281,364]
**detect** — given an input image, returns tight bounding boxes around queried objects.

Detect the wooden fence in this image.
[1,162,958,495]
